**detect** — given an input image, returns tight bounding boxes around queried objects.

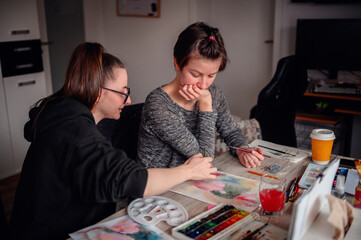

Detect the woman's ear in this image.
[174,57,180,71]
[96,88,103,103]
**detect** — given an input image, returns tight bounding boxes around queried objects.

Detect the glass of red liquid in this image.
[259,175,286,216]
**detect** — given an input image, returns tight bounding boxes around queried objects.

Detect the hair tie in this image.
[208,36,215,41]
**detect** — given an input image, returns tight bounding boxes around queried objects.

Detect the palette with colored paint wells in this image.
[172,203,259,240]
[127,196,188,226]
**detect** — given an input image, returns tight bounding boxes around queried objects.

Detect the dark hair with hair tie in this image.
[173,22,228,71]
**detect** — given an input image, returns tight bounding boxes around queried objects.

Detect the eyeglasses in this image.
[101,86,131,104]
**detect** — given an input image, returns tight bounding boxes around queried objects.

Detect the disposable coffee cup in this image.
[310,129,335,165]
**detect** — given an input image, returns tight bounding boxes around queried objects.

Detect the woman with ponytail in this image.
[10,42,216,240]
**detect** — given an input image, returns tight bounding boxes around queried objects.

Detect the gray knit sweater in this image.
[136,84,247,168]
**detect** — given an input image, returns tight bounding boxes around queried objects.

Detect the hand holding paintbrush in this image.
[229,146,267,168]
[229,146,271,158]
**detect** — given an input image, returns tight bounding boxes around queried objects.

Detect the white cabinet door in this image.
[0,71,15,179]
[0,0,40,41]
[3,72,47,172]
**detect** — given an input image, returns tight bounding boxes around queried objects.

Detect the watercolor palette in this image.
[298,163,327,188]
[172,203,259,240]
[127,196,188,226]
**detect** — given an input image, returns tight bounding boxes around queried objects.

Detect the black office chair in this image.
[97,103,144,160]
[250,55,308,147]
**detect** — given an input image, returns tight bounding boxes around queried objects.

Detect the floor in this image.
[0,173,20,223]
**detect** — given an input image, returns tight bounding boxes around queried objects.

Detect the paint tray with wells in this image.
[172,203,259,240]
[127,196,188,226]
[298,163,327,189]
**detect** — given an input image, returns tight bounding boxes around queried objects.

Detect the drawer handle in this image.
[41,41,54,46]
[15,63,34,69]
[14,47,32,52]
[10,29,30,35]
[18,80,36,87]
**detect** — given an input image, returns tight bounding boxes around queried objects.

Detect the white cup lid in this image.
[310,129,335,140]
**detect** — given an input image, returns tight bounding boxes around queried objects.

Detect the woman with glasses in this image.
[137,22,265,169]
[10,42,217,240]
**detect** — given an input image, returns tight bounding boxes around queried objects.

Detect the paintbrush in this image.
[229,146,271,158]
[258,145,296,157]
[247,170,279,180]
[243,222,268,240]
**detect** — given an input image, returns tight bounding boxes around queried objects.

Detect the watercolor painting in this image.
[70,215,173,240]
[170,172,260,212]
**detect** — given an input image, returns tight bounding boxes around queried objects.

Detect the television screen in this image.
[295,19,361,77]
[292,0,361,2]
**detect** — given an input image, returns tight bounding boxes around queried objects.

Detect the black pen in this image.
[289,176,302,201]
[286,178,296,202]
[287,177,299,201]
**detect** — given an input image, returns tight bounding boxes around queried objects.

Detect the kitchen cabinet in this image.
[0,0,47,179]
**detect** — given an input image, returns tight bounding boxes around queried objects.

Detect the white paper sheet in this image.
[345,169,360,195]
[287,159,340,240]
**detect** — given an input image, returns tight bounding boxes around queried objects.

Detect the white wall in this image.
[83,0,361,119]
[83,0,275,119]
[36,0,53,95]
[84,0,191,111]
[196,0,275,119]
[82,0,105,44]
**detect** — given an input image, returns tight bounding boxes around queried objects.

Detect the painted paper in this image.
[70,215,172,240]
[170,172,260,212]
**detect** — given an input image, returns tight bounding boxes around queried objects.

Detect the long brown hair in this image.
[36,42,125,109]
[32,42,125,133]
[64,42,125,109]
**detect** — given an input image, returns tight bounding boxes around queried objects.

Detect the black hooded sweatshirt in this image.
[9,96,148,240]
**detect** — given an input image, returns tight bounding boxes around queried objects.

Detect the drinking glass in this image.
[259,175,286,216]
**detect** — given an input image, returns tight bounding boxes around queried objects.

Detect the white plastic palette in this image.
[127,196,188,226]
[298,163,327,188]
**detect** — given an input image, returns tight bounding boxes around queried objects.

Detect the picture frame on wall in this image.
[117,0,160,18]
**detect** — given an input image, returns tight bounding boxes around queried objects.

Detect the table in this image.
[68,150,355,239]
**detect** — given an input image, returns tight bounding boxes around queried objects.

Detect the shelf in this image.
[296,111,344,125]
[302,92,361,116]
[334,109,361,116]
[304,92,361,101]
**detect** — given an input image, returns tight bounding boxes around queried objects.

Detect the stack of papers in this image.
[249,139,310,163]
